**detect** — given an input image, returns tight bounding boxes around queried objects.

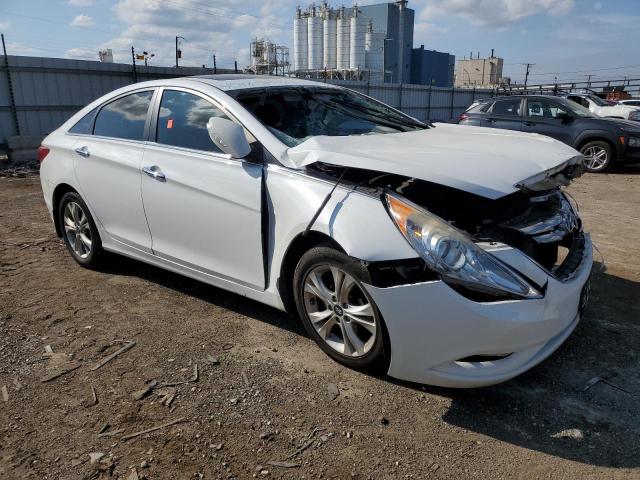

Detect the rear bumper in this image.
[364,235,593,388]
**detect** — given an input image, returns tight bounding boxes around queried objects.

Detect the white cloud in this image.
[70,14,95,27]
[68,0,95,6]
[65,47,99,60]
[419,0,574,27]
[6,42,37,55]
[0,21,10,30]
[100,0,292,68]
[593,1,602,10]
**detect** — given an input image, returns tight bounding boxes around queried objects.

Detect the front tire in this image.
[580,140,613,172]
[293,245,389,372]
[58,191,104,268]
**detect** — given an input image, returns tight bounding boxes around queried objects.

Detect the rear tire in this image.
[58,191,105,269]
[293,245,390,372]
[580,140,613,172]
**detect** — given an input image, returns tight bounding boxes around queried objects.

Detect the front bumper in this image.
[364,234,593,388]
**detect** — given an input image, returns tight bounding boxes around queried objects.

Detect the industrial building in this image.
[411,46,455,87]
[245,39,290,76]
[293,1,451,85]
[455,51,504,87]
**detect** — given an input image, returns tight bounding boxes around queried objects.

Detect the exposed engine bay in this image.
[306,161,587,292]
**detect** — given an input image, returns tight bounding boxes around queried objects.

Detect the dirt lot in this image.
[1,169,639,480]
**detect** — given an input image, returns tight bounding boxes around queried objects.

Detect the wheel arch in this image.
[576,136,617,158]
[277,231,345,314]
[51,183,79,237]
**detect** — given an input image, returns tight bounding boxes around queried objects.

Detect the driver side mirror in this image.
[556,112,572,123]
[206,117,251,159]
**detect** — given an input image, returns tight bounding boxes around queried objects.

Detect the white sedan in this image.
[38,76,592,387]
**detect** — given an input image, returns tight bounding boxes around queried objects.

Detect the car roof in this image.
[479,95,570,102]
[188,74,336,91]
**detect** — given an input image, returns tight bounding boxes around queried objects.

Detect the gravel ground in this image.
[0,169,639,480]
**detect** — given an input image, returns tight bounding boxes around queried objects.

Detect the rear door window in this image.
[93,91,153,141]
[489,98,522,116]
[156,90,229,153]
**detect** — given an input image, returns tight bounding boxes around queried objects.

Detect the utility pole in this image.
[213,54,217,74]
[585,74,594,90]
[175,36,185,68]
[131,46,137,83]
[2,33,20,136]
[524,63,534,90]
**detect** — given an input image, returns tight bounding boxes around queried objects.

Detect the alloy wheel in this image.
[302,265,377,357]
[63,201,92,259]
[583,145,609,171]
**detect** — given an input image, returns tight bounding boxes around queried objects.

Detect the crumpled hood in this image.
[283,123,581,199]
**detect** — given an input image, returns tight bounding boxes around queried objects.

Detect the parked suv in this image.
[459,95,640,172]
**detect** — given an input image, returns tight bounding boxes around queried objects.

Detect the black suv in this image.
[459,95,640,172]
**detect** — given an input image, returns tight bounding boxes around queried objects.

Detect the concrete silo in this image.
[365,21,385,78]
[323,7,337,70]
[349,6,366,70]
[336,6,351,70]
[293,7,309,71]
[307,6,324,70]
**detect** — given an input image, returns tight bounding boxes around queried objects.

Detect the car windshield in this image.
[231,86,427,147]
[557,98,596,118]
[586,94,609,107]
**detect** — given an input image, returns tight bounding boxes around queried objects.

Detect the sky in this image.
[1,0,639,85]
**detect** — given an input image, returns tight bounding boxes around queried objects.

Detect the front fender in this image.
[266,165,417,285]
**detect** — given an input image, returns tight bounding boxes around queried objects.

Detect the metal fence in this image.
[0,55,235,146]
[0,54,492,149]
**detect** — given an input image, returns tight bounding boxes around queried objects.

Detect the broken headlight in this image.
[384,192,542,299]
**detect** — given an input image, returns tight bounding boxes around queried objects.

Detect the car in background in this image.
[618,99,640,108]
[459,95,640,172]
[565,93,640,122]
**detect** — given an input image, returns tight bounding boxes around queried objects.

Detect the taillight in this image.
[37,145,50,164]
[458,113,470,122]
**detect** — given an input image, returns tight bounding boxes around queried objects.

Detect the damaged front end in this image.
[307,157,589,299]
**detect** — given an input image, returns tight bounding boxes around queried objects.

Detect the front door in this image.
[73,89,155,252]
[522,98,574,145]
[140,88,265,289]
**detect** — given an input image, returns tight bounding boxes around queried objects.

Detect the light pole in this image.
[143,51,155,66]
[175,36,185,67]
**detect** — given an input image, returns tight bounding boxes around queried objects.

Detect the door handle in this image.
[74,146,90,158]
[524,121,537,126]
[486,118,497,122]
[142,165,166,182]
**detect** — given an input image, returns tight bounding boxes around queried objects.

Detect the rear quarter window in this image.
[68,107,98,135]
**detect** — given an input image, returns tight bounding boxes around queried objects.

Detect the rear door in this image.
[73,89,155,252]
[140,88,265,289]
[522,98,574,145]
[484,98,523,131]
